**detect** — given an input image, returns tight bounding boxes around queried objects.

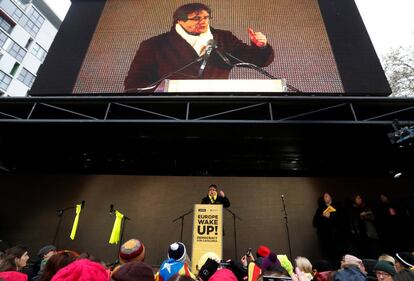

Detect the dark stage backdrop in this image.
[73,0,343,93]
[1,175,412,266]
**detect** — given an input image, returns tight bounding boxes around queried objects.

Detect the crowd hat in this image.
[395,252,414,268]
[112,261,154,281]
[374,260,397,276]
[256,245,271,258]
[168,242,187,263]
[119,239,145,264]
[50,259,109,281]
[343,254,363,266]
[37,245,57,257]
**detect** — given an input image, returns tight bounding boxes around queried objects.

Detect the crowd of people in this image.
[1,238,413,281]
[1,190,413,281]
[313,192,414,263]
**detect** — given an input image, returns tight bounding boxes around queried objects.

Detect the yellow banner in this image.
[70,204,82,240]
[191,204,223,273]
[109,210,124,244]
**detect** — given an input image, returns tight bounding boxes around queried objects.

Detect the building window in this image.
[25,37,33,49]
[7,41,26,62]
[1,0,43,37]
[0,30,9,48]
[0,15,14,34]
[31,42,47,62]
[17,67,35,87]
[27,8,44,29]
[0,70,12,91]
[10,62,20,76]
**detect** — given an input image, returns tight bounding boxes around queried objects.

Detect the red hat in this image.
[208,269,237,281]
[119,239,145,264]
[0,271,28,281]
[51,259,109,281]
[257,246,271,258]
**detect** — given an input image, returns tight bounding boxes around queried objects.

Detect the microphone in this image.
[198,39,215,78]
[81,200,85,209]
[109,204,114,214]
[211,42,232,67]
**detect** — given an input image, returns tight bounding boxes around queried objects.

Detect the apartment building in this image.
[0,0,61,96]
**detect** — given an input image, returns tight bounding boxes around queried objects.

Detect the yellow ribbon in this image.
[109,210,124,244]
[70,204,82,240]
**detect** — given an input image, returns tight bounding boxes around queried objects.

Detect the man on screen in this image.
[124,2,274,92]
[201,184,230,208]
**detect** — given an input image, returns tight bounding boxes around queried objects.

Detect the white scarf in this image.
[175,23,214,56]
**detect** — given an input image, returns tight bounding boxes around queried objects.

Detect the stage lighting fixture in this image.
[388,121,414,145]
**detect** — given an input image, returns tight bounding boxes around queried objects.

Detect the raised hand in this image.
[248,27,267,47]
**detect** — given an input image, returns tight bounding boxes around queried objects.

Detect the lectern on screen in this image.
[30,0,391,96]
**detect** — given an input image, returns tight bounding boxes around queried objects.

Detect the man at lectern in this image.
[201,184,230,208]
[124,2,274,92]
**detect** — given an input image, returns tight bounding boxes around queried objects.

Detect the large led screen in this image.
[30,0,391,95]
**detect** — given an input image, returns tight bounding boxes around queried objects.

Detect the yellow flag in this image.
[70,204,82,240]
[323,205,337,216]
[109,210,124,244]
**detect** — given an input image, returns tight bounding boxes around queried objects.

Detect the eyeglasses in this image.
[187,16,211,22]
[376,271,392,279]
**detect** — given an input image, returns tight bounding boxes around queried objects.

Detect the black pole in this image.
[52,211,64,246]
[225,208,242,260]
[117,217,128,260]
[172,209,193,241]
[52,205,76,246]
[180,217,184,242]
[233,213,237,260]
[281,195,293,260]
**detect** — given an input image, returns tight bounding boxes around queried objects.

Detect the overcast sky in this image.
[44,0,414,60]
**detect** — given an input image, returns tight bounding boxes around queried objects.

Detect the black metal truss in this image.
[0,96,414,177]
[0,96,413,124]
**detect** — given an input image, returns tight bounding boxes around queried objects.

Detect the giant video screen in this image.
[30,0,391,95]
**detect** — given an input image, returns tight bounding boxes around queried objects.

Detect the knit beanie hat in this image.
[256,246,271,258]
[37,245,57,257]
[395,252,414,269]
[50,259,109,281]
[112,261,154,281]
[209,269,238,281]
[119,239,145,264]
[168,242,187,263]
[0,271,28,281]
[374,260,396,276]
[261,252,282,272]
[198,258,219,281]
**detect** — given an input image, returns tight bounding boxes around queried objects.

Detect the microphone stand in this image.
[109,206,131,264]
[224,52,301,92]
[225,208,242,260]
[281,196,293,260]
[172,209,194,241]
[52,204,76,246]
[124,55,207,94]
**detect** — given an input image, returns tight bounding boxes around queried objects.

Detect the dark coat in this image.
[201,195,230,208]
[334,266,366,281]
[124,27,275,91]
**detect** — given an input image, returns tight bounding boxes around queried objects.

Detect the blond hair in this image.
[295,256,313,274]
